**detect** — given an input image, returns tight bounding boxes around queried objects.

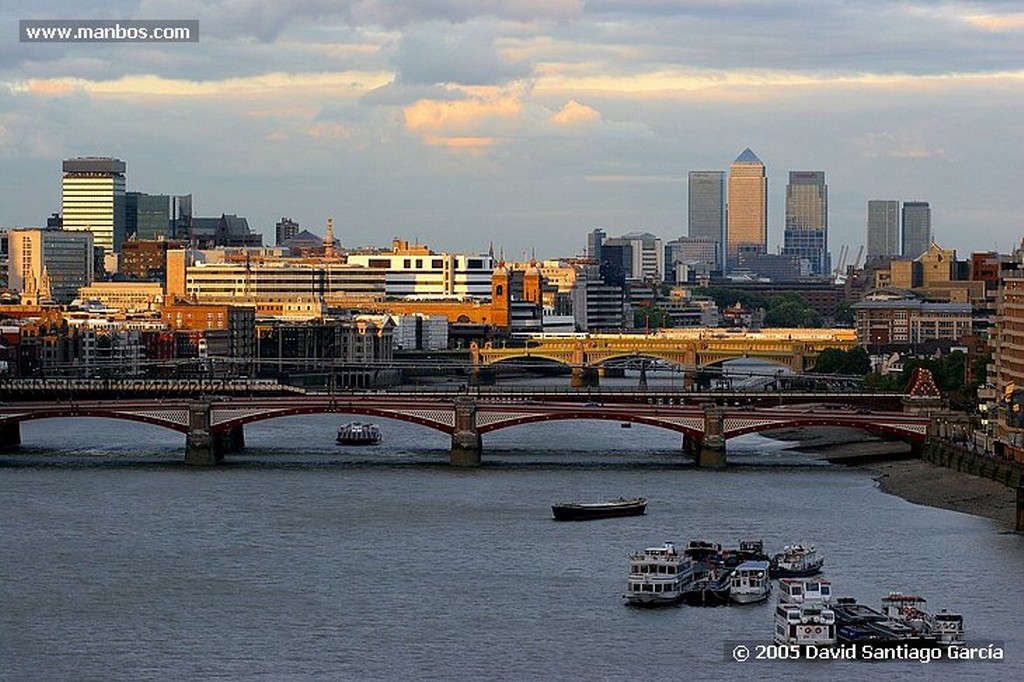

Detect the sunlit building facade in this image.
[726,148,767,272]
[61,157,126,254]
[782,171,828,275]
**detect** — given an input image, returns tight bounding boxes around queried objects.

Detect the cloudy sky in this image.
[2,1,1023,262]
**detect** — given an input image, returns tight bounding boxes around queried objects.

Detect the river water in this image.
[2,405,1022,681]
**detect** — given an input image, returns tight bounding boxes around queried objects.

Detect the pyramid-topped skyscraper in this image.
[726,148,767,272]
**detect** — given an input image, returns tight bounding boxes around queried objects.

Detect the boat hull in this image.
[730,589,771,605]
[552,500,646,521]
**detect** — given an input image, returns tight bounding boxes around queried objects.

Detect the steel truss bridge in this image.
[0,387,934,468]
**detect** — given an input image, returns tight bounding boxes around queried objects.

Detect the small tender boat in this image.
[770,543,824,578]
[336,422,382,445]
[624,541,696,606]
[729,560,772,604]
[551,497,646,521]
[880,592,965,646]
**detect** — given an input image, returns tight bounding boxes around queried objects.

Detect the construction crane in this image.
[831,245,848,283]
[852,245,864,270]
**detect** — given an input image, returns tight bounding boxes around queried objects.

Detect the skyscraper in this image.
[688,171,725,269]
[866,200,899,259]
[126,192,174,241]
[726,148,767,271]
[782,171,828,275]
[61,157,126,254]
[902,201,931,259]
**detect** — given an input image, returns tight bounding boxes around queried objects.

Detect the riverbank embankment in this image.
[764,426,1019,529]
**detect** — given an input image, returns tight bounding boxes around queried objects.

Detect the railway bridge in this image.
[0,389,937,468]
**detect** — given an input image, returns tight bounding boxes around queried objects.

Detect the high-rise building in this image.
[126,192,174,241]
[61,157,126,254]
[902,202,931,259]
[726,148,767,271]
[782,171,828,275]
[276,217,300,246]
[620,232,664,282]
[688,171,725,269]
[866,200,900,259]
[586,228,606,261]
[8,228,95,304]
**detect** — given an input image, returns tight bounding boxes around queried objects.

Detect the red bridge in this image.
[0,390,936,468]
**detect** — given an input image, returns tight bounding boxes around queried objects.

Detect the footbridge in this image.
[0,390,934,468]
[471,329,859,386]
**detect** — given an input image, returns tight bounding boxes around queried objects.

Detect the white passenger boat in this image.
[777,577,833,605]
[336,422,382,445]
[773,578,836,646]
[624,541,696,606]
[880,592,965,646]
[729,560,772,604]
[770,543,824,577]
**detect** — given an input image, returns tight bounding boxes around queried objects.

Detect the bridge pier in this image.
[185,401,224,466]
[570,366,599,388]
[214,425,246,455]
[598,367,625,378]
[698,406,727,469]
[0,421,21,450]
[451,398,482,466]
[681,433,699,461]
[469,367,496,386]
[1017,485,1024,533]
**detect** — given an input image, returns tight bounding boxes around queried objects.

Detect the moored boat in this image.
[624,541,696,606]
[682,564,733,606]
[729,560,772,604]
[773,577,836,646]
[336,422,382,445]
[770,543,824,578]
[880,592,965,646]
[777,577,833,605]
[774,601,837,647]
[832,597,938,646]
[551,497,647,521]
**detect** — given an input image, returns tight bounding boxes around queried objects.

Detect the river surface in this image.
[2,405,1022,681]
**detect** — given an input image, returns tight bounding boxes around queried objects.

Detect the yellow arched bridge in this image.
[471,328,859,375]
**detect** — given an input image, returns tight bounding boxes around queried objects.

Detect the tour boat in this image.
[773,577,837,647]
[682,540,722,564]
[624,541,697,606]
[777,578,833,605]
[551,497,647,521]
[831,597,938,646]
[774,601,837,647]
[336,422,382,445]
[729,560,772,604]
[681,565,733,606]
[770,543,825,578]
[880,592,965,646]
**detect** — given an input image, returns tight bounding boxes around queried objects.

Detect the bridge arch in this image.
[476,410,704,439]
[212,404,456,435]
[0,409,190,434]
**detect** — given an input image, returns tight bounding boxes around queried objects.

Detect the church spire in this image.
[324,217,336,258]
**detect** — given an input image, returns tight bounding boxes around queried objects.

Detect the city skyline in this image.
[2,2,1023,259]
